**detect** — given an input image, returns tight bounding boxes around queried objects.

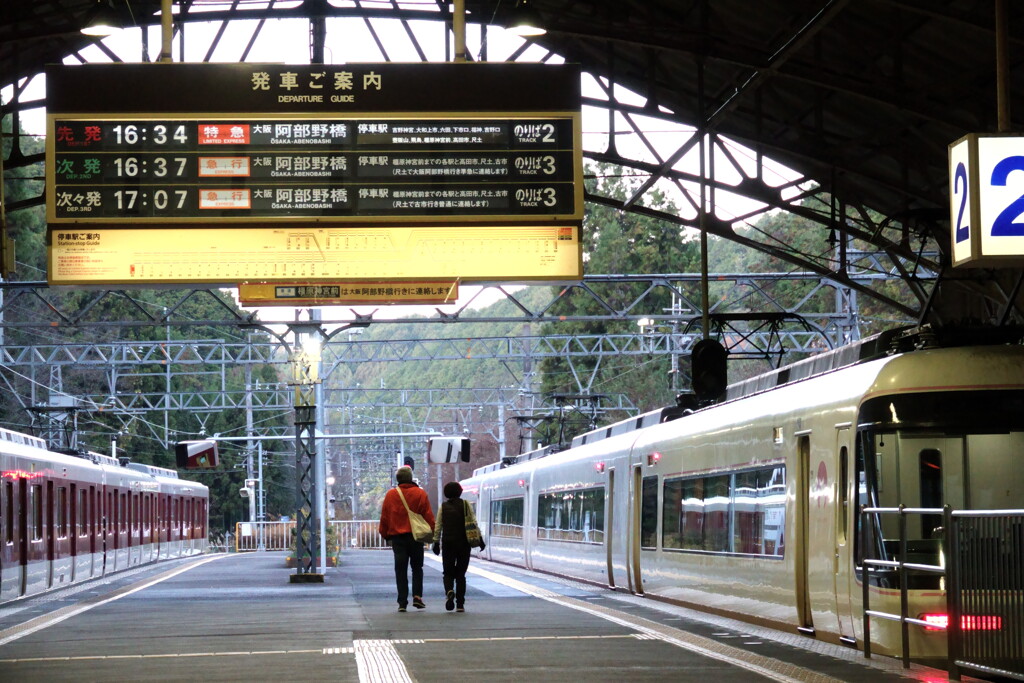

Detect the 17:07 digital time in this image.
[114,189,188,210]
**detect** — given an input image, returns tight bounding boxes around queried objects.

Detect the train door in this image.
[627,464,643,595]
[103,488,113,575]
[69,484,77,582]
[833,426,856,644]
[45,481,54,588]
[795,434,814,634]
[88,486,97,576]
[605,467,616,588]
[476,488,490,561]
[17,479,28,597]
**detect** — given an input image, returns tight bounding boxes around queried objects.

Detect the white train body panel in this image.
[463,343,1024,659]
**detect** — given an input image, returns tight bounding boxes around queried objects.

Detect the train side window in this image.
[663,466,785,556]
[537,487,605,543]
[31,484,43,541]
[90,487,97,536]
[57,486,68,538]
[491,498,526,538]
[838,447,849,543]
[79,488,88,536]
[3,481,12,543]
[641,475,658,549]
[703,475,731,552]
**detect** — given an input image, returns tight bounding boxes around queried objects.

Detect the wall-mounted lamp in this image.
[81,0,125,37]
[506,0,547,37]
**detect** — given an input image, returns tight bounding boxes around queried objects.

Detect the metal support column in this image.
[289,336,324,582]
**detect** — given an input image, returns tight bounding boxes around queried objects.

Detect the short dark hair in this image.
[443,481,463,499]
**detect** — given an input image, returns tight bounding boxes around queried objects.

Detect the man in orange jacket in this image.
[378,466,435,612]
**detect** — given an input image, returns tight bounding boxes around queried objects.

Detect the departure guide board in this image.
[45,63,583,285]
[49,117,578,223]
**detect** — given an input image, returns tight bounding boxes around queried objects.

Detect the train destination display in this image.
[45,63,583,285]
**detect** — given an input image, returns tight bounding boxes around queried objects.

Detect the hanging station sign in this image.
[45,63,583,285]
[948,132,1024,267]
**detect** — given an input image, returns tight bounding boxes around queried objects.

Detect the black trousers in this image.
[441,542,472,606]
[390,533,424,607]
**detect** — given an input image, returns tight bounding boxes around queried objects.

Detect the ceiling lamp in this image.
[506,0,547,37]
[81,0,125,37]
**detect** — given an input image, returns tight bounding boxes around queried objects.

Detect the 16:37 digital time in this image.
[112,156,189,178]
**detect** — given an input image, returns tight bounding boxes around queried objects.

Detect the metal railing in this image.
[947,509,1024,681]
[234,520,388,552]
[860,505,947,668]
[861,505,1024,681]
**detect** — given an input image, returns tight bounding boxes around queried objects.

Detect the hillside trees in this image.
[2,125,292,533]
[535,163,701,446]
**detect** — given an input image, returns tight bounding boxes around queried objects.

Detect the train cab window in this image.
[641,475,658,549]
[918,448,943,538]
[854,390,1024,585]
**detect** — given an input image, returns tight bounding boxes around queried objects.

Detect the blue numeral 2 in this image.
[990,155,1024,237]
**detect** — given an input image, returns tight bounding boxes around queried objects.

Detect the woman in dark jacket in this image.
[431,481,484,612]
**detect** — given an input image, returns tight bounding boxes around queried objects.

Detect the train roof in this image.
[481,324,1024,476]
[0,428,47,450]
[124,462,180,479]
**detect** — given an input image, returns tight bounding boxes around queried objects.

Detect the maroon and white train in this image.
[1,428,209,604]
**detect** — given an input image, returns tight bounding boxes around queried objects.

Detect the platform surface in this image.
[0,551,981,682]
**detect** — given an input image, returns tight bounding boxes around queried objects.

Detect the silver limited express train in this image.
[1,431,209,604]
[461,327,1024,659]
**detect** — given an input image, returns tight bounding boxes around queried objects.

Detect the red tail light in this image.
[920,613,1003,631]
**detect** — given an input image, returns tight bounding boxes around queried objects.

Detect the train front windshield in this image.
[855,390,1024,583]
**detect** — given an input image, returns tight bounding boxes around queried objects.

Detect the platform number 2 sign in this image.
[949,134,1024,266]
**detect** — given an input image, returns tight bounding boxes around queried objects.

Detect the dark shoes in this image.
[445,590,455,611]
[412,596,426,609]
[398,605,407,612]
[456,606,465,612]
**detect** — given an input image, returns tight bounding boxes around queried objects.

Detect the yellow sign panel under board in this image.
[48,225,582,285]
[238,281,459,306]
